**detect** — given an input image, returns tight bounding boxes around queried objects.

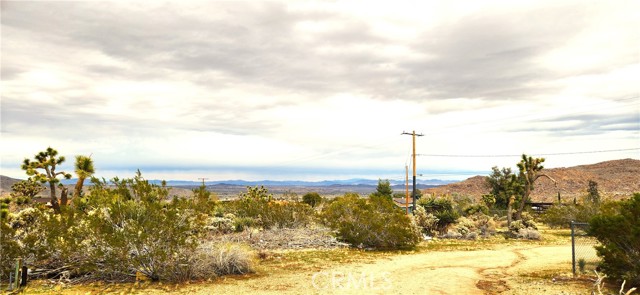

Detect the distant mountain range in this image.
[0,176,453,197]
[4,158,637,200]
[131,178,456,187]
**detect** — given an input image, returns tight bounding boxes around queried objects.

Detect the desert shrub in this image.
[466,231,478,240]
[463,204,489,216]
[440,216,488,240]
[320,193,421,249]
[412,205,439,236]
[80,177,207,281]
[541,199,621,228]
[515,227,541,240]
[540,204,580,228]
[205,216,235,234]
[508,220,525,232]
[454,216,476,236]
[473,214,497,237]
[451,194,474,215]
[418,197,460,234]
[5,204,92,278]
[441,229,462,239]
[1,206,22,278]
[189,242,255,279]
[508,219,541,240]
[541,203,601,228]
[589,193,640,286]
[231,186,312,229]
[481,194,496,209]
[302,192,323,208]
[140,241,255,282]
[191,184,219,214]
[233,217,257,232]
[261,201,313,228]
[520,212,537,229]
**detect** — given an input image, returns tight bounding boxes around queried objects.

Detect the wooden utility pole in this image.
[198,178,209,186]
[402,130,424,212]
[405,165,409,215]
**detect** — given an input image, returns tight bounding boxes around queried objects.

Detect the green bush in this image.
[6,173,209,282]
[418,197,460,234]
[541,200,619,228]
[302,192,322,208]
[540,204,580,228]
[463,204,489,216]
[230,186,312,229]
[589,193,640,286]
[320,193,421,249]
[1,211,21,277]
[80,176,207,281]
[233,217,257,232]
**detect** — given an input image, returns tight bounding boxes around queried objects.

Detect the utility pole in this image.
[405,165,409,215]
[402,130,424,212]
[198,178,209,187]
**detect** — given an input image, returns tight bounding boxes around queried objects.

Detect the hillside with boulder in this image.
[424,158,640,202]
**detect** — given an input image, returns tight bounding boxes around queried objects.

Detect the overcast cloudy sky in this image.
[1,0,638,182]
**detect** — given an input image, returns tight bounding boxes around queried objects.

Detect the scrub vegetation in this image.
[1,147,637,294]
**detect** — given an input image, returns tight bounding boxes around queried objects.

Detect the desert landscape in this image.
[2,1,639,294]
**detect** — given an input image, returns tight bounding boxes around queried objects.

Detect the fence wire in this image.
[571,221,600,275]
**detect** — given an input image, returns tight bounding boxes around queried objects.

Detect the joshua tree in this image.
[21,147,72,212]
[10,179,45,200]
[515,154,554,220]
[72,155,95,201]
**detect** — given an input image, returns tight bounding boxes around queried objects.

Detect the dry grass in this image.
[192,242,256,277]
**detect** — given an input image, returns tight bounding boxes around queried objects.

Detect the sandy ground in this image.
[20,241,600,295]
[157,243,591,295]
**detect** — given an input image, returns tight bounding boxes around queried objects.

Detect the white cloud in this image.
[1,0,638,181]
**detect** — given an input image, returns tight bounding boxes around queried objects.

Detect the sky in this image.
[1,0,639,182]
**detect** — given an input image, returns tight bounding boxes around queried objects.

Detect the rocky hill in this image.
[0,175,22,196]
[424,158,640,202]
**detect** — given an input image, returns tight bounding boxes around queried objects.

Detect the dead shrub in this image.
[192,242,255,278]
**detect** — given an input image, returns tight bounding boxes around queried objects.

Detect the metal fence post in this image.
[571,221,576,276]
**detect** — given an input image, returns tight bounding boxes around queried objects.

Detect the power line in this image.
[417,147,640,158]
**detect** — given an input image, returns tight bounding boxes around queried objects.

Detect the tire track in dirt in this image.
[475,247,528,294]
[177,244,572,294]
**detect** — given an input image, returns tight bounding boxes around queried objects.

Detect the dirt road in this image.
[166,243,581,295]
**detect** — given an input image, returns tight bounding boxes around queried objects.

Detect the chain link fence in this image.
[571,221,600,275]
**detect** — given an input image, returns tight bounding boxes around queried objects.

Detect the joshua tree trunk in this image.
[515,186,530,221]
[507,195,514,227]
[49,181,60,212]
[73,177,85,200]
[60,186,69,208]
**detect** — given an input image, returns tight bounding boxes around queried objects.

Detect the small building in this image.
[392,197,415,214]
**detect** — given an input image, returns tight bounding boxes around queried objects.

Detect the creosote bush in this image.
[2,172,238,282]
[417,197,460,234]
[320,193,421,249]
[541,199,619,228]
[230,186,313,229]
[302,192,323,208]
[589,193,640,286]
